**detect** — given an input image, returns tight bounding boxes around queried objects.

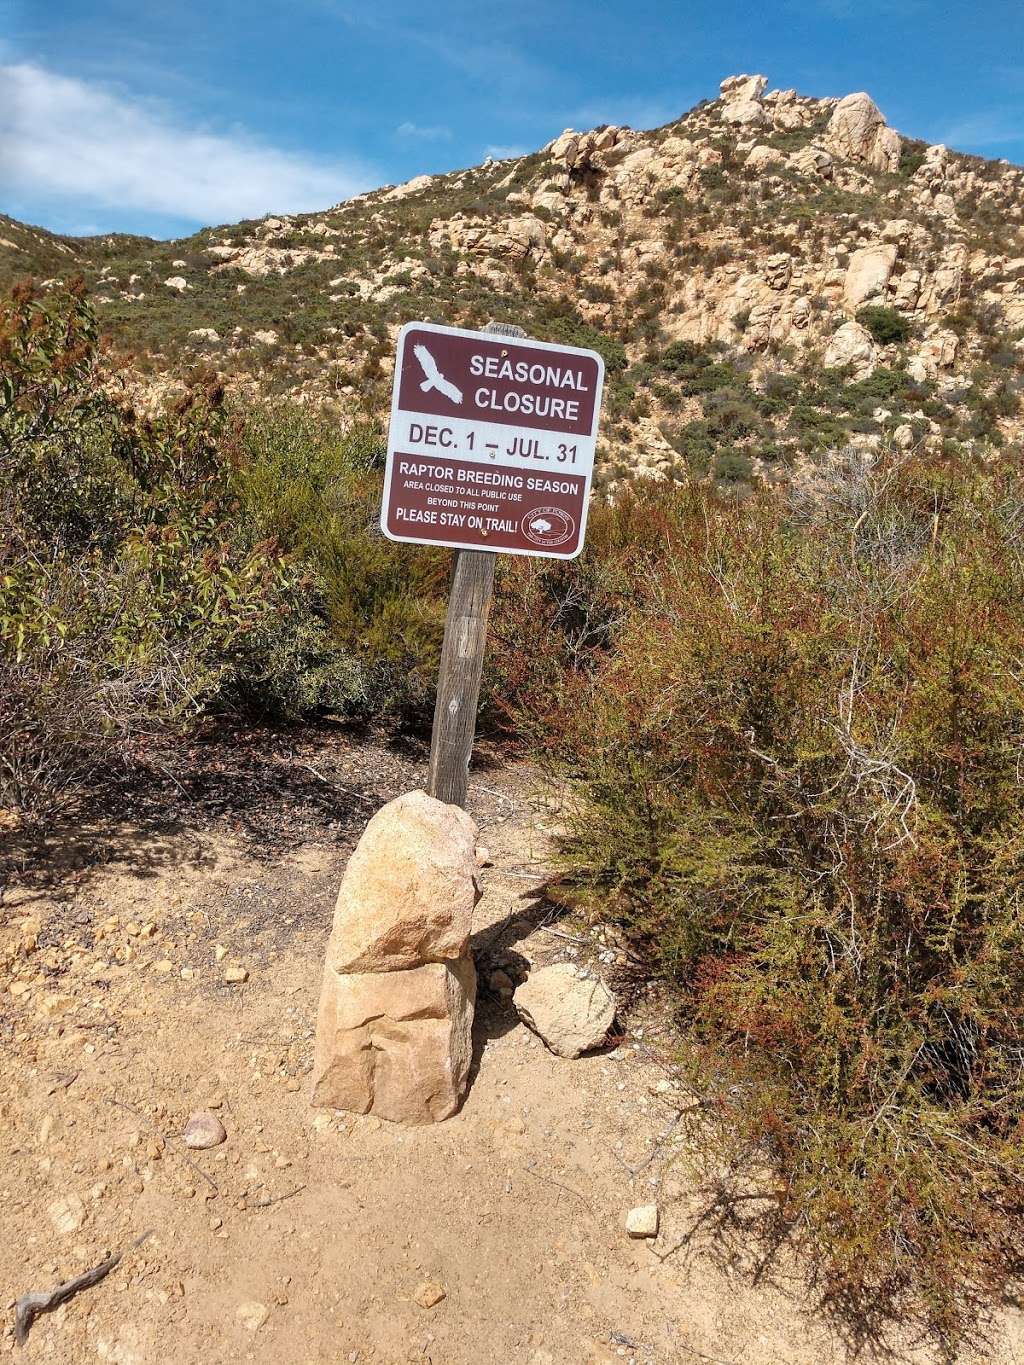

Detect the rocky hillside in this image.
[4,72,1024,487]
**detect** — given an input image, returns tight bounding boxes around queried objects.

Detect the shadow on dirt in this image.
[1,721,426,900]
[466,882,569,1085]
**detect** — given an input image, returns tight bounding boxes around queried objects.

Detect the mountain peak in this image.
[3,71,1022,487]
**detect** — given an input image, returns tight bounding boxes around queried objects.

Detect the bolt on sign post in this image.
[381,319,605,808]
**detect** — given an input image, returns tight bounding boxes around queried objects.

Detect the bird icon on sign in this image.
[413,344,463,404]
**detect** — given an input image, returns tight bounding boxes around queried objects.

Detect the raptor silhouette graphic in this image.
[412,344,464,404]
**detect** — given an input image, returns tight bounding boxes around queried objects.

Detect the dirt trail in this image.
[2,732,1022,1364]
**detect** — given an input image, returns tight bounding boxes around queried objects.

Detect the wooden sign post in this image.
[381,319,605,808]
[426,545,497,807]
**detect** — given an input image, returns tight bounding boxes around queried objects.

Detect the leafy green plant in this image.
[1,283,308,811]
[857,304,912,345]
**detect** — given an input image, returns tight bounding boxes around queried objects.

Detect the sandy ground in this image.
[2,731,1023,1365]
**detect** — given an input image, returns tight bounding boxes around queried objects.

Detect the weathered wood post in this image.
[426,322,525,808]
[426,546,496,807]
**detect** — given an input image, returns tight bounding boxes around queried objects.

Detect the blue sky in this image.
[2,0,1023,240]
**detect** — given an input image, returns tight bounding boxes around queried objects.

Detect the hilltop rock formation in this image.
[6,69,1023,484]
[720,73,769,128]
[825,92,901,173]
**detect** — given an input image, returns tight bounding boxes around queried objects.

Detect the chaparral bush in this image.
[0,282,342,813]
[226,404,449,723]
[857,303,912,346]
[547,448,1024,1346]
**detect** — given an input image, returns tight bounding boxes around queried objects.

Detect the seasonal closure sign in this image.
[381,321,605,559]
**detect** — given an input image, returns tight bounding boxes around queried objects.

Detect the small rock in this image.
[514,963,616,1058]
[625,1204,659,1238]
[236,1299,270,1332]
[183,1111,227,1149]
[412,1280,446,1309]
[214,944,228,962]
[154,959,173,974]
[488,969,514,998]
[48,1193,85,1235]
[224,965,248,984]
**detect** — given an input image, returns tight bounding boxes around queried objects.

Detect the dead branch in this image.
[521,1164,594,1213]
[14,1230,152,1346]
[245,1183,307,1211]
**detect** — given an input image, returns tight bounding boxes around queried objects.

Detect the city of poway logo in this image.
[521,506,575,548]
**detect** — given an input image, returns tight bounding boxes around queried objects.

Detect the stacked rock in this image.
[311,789,481,1125]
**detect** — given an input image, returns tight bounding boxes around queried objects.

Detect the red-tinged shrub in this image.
[548,449,1024,1348]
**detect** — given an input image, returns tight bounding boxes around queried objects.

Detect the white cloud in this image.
[484,144,528,161]
[396,121,452,141]
[0,62,377,228]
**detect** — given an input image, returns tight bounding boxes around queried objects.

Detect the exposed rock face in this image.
[327,790,480,973]
[824,320,878,378]
[843,243,898,311]
[313,958,476,1124]
[745,145,782,172]
[769,88,821,131]
[825,92,901,172]
[911,328,959,379]
[312,790,479,1124]
[547,125,624,174]
[789,144,834,179]
[720,73,768,128]
[514,963,615,1058]
[209,244,332,278]
[382,174,433,201]
[720,73,767,104]
[430,215,546,262]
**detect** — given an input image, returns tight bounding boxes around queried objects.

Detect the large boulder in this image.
[327,790,480,973]
[789,144,834,179]
[843,243,898,311]
[313,959,476,1124]
[719,73,768,128]
[745,144,783,173]
[825,92,901,172]
[824,321,878,379]
[514,963,615,1058]
[720,74,767,104]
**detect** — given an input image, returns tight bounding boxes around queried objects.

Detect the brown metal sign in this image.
[382,322,605,559]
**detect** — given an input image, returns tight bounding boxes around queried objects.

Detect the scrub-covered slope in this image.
[3,72,1023,485]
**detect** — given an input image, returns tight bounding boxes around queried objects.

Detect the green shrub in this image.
[0,281,307,813]
[857,304,912,345]
[228,404,448,721]
[549,451,1024,1347]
